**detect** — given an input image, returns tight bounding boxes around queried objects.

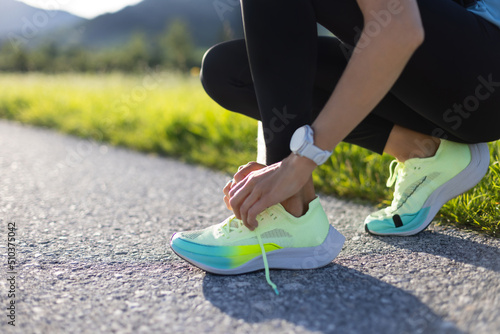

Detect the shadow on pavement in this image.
[374,231,500,273]
[203,264,463,334]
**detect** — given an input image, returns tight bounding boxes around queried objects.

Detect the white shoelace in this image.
[220,216,279,295]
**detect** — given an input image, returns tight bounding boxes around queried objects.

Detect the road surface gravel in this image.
[0,120,499,334]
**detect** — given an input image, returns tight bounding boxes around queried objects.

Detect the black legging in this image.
[201,0,500,164]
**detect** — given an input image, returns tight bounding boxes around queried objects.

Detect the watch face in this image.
[290,126,307,152]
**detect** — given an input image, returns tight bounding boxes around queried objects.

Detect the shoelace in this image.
[219,215,279,295]
[386,160,408,210]
[386,159,428,211]
[257,233,279,295]
[386,160,404,187]
[219,216,245,236]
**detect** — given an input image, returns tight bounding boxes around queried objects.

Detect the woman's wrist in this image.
[311,123,336,152]
[287,152,318,174]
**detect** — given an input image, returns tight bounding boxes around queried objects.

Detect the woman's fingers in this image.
[246,197,272,229]
[232,156,315,227]
[226,157,314,228]
[234,162,266,183]
[223,179,234,197]
[222,179,234,210]
[230,168,274,226]
[228,176,253,220]
[238,189,263,230]
[223,194,232,211]
[223,162,266,213]
[229,163,281,223]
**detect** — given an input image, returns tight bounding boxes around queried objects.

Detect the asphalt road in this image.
[0,120,499,334]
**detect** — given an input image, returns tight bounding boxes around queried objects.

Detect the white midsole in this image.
[173,225,345,275]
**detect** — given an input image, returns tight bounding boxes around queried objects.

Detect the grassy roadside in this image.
[0,73,498,237]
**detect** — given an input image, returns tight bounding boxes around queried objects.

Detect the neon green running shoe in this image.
[170,197,345,294]
[365,140,490,236]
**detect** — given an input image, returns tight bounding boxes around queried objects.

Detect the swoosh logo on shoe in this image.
[396,176,427,210]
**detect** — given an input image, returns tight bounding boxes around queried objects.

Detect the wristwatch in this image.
[290,125,333,165]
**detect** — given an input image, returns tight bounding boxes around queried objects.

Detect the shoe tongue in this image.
[228,217,242,229]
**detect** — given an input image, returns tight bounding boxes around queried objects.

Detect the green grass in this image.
[0,72,257,172]
[0,73,498,237]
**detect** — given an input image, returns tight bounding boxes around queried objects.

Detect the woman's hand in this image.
[223,162,267,211]
[228,154,316,230]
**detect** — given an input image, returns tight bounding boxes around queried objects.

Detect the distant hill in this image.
[0,0,86,47]
[0,0,330,50]
[71,0,331,49]
[71,0,244,49]
[0,0,243,49]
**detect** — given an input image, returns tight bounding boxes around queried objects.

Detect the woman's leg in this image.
[201,35,405,217]
[312,0,500,144]
[201,37,407,155]
[308,0,499,235]
[205,0,500,164]
[200,40,260,121]
[240,0,318,165]
[205,0,319,216]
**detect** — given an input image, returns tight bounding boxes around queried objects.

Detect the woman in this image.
[170,0,500,293]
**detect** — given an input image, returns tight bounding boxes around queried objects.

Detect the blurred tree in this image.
[0,44,29,72]
[12,47,29,72]
[122,32,150,71]
[160,19,194,71]
[31,42,59,72]
[65,46,90,72]
[0,44,12,70]
[0,21,199,73]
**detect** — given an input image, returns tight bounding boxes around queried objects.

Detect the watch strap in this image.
[294,125,332,165]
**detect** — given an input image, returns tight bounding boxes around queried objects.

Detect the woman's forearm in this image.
[312,0,424,151]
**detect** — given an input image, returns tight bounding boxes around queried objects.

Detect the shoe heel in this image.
[414,142,490,236]
[266,226,345,270]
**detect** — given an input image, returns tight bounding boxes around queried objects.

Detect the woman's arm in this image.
[313,0,424,151]
[229,0,425,228]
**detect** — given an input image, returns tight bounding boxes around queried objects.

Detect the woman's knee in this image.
[200,43,227,95]
[444,115,500,144]
[200,40,248,100]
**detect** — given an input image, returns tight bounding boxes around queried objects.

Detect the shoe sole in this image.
[170,225,345,275]
[366,142,490,236]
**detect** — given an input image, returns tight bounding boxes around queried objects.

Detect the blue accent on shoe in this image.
[365,207,431,235]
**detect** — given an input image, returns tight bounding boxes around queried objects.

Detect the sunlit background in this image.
[0,0,498,236]
[0,0,245,72]
[18,0,144,19]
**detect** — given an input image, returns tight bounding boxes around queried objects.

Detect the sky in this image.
[18,0,144,19]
